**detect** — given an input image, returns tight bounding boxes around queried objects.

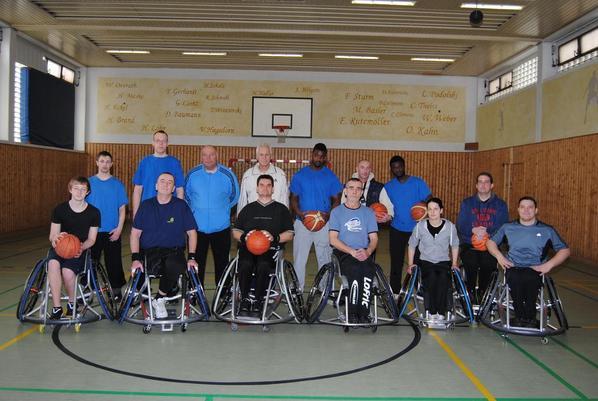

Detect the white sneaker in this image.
[152,297,168,319]
[435,313,444,321]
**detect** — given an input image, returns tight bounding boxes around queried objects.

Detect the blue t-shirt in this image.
[491,220,568,267]
[87,176,128,233]
[132,155,185,201]
[329,204,378,249]
[289,166,342,216]
[133,197,197,249]
[384,176,431,232]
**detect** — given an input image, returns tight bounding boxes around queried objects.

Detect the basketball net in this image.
[273,125,289,143]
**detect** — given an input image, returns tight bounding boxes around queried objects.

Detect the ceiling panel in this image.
[1,0,596,75]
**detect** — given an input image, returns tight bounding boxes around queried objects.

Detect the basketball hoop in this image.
[273,125,290,143]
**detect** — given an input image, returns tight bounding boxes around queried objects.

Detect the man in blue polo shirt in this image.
[130,172,198,319]
[384,155,431,294]
[289,143,343,290]
[87,150,128,300]
[132,130,185,218]
[487,196,570,327]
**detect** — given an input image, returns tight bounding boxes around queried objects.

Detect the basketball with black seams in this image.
[246,230,271,255]
[370,202,388,219]
[471,233,489,251]
[302,211,327,232]
[410,202,427,222]
[55,234,81,259]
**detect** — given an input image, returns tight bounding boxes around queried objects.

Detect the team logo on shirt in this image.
[344,217,362,232]
[167,217,175,223]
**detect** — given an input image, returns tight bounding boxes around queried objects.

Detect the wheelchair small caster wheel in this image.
[143,325,151,334]
[541,337,549,345]
[181,323,188,332]
[262,325,271,333]
[343,326,350,333]
[38,325,45,333]
[74,323,81,333]
[371,325,378,333]
[231,322,238,332]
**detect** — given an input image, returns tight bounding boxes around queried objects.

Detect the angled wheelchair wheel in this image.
[545,276,568,330]
[17,259,47,321]
[188,268,211,320]
[374,264,399,320]
[90,261,115,320]
[305,263,334,323]
[452,269,474,323]
[397,266,418,320]
[478,271,499,320]
[118,271,142,323]
[281,260,304,322]
[212,259,235,316]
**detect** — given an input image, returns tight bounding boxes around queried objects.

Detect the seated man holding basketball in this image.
[233,174,294,317]
[130,172,198,319]
[48,177,100,319]
[486,196,570,327]
[329,178,378,324]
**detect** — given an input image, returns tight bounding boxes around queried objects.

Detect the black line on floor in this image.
[52,322,421,386]
[558,285,598,302]
[563,265,598,278]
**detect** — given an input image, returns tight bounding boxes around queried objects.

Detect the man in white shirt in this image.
[237,143,288,214]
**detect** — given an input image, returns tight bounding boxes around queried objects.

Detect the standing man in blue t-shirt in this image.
[289,143,343,290]
[329,178,378,323]
[486,196,570,327]
[185,145,239,286]
[384,155,431,294]
[132,130,185,218]
[87,151,129,299]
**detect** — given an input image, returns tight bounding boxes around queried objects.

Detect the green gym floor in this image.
[0,228,597,401]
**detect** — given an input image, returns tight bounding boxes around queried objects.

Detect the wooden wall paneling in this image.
[0,143,88,234]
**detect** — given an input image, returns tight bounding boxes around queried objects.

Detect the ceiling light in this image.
[352,0,416,5]
[106,50,150,54]
[335,55,379,60]
[182,52,227,56]
[258,53,303,57]
[411,57,455,62]
[460,3,523,11]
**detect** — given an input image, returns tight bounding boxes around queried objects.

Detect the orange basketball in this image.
[471,233,489,251]
[55,234,81,259]
[370,202,388,219]
[410,202,428,222]
[246,230,271,255]
[303,211,327,232]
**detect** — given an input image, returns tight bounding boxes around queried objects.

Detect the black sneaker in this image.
[509,317,523,327]
[50,307,63,319]
[66,302,77,316]
[238,298,251,317]
[250,301,263,318]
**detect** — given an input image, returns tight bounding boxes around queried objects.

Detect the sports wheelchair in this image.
[16,251,115,332]
[212,247,304,331]
[118,256,210,334]
[477,270,568,343]
[397,265,474,329]
[305,254,399,332]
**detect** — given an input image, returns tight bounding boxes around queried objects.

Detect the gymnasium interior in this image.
[0,1,597,400]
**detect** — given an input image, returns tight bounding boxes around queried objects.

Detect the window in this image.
[13,62,29,143]
[486,57,537,101]
[557,27,598,72]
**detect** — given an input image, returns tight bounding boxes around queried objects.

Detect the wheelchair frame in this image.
[118,262,210,334]
[211,248,304,331]
[477,270,568,343]
[16,252,115,332]
[305,254,399,332]
[397,265,474,329]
